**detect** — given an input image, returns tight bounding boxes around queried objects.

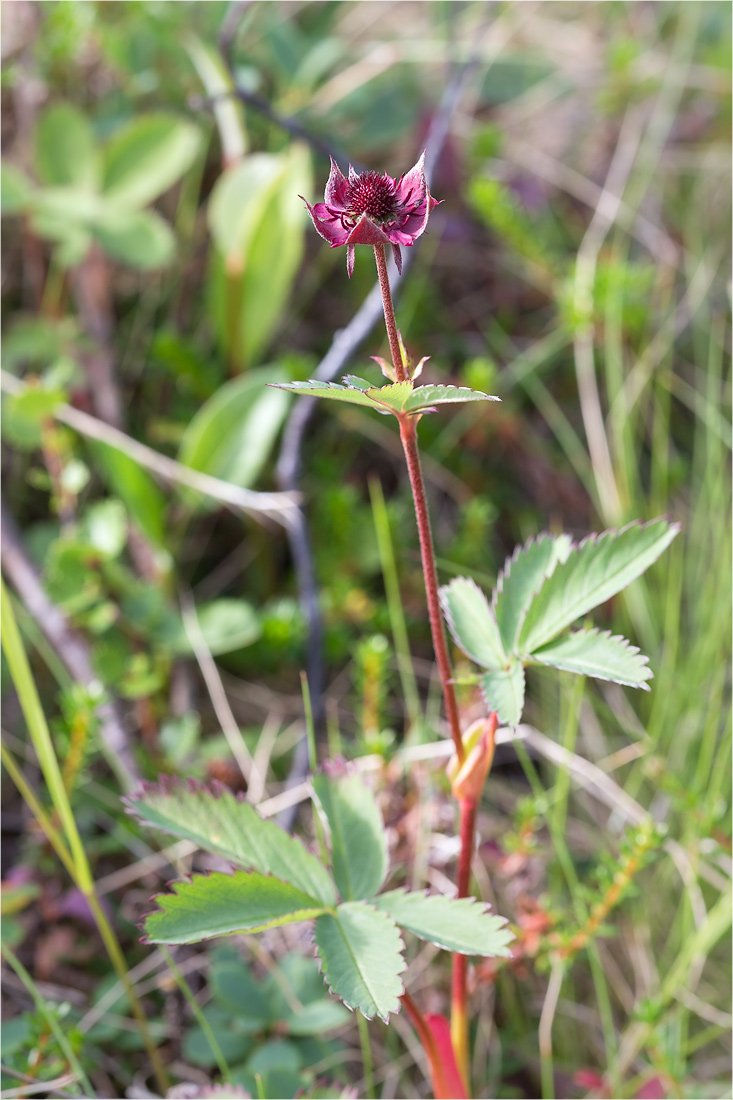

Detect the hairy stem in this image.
[451,797,478,1093]
[373,244,407,381]
[399,416,465,762]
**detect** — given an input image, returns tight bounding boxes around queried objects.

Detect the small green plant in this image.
[130,153,678,1099]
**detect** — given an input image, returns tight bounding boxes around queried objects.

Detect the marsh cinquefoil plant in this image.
[130,153,678,1099]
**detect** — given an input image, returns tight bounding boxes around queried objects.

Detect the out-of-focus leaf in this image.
[440,576,506,671]
[285,998,351,1036]
[494,534,573,653]
[79,499,127,559]
[372,889,514,956]
[88,440,167,548]
[142,870,328,944]
[102,113,202,209]
[1,163,33,213]
[186,35,246,164]
[178,368,289,497]
[518,520,680,653]
[127,778,337,905]
[314,901,405,1020]
[312,767,388,902]
[93,208,175,268]
[2,387,66,449]
[480,663,525,727]
[158,598,261,657]
[532,629,653,688]
[35,103,101,190]
[207,153,284,260]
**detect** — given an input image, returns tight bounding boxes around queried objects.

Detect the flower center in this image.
[346,171,397,219]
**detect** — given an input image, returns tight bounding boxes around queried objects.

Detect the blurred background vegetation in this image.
[1,2,730,1098]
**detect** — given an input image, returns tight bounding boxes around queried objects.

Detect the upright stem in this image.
[374,245,407,382]
[398,416,465,763]
[451,797,478,1093]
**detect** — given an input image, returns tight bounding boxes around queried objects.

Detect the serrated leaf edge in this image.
[439,575,506,670]
[373,888,514,956]
[313,903,406,1023]
[531,628,654,689]
[491,532,569,650]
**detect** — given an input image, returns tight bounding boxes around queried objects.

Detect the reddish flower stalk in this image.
[451,797,478,1093]
[401,993,467,1100]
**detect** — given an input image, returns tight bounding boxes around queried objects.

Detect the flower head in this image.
[301,152,441,277]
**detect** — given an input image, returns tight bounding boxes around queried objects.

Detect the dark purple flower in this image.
[301,152,441,277]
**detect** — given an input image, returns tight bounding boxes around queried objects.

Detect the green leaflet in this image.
[314,901,405,1021]
[439,576,506,670]
[518,520,679,653]
[494,533,572,653]
[532,629,653,688]
[480,663,525,728]
[273,378,499,418]
[312,768,387,901]
[143,870,328,945]
[403,383,499,414]
[126,779,337,906]
[372,889,514,956]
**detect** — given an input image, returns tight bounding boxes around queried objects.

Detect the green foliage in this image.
[315,902,406,1022]
[372,889,514,957]
[275,376,499,417]
[441,521,678,725]
[312,767,388,901]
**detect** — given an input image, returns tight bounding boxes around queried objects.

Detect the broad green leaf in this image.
[142,870,328,945]
[127,779,337,905]
[494,533,573,653]
[314,901,405,1020]
[209,946,271,1023]
[79,499,127,558]
[1,387,66,449]
[363,381,414,413]
[93,208,176,269]
[403,384,500,414]
[518,520,680,653]
[270,380,376,409]
[102,114,202,209]
[372,889,514,956]
[239,144,312,364]
[312,768,387,901]
[179,369,290,499]
[35,103,100,190]
[157,598,261,657]
[480,663,525,727]
[285,998,351,1036]
[88,440,167,548]
[1,163,33,214]
[532,629,653,688]
[29,186,108,235]
[440,576,506,670]
[208,154,285,260]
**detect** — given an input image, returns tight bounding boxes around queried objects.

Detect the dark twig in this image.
[1,506,140,790]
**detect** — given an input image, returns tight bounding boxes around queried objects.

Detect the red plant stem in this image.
[451,797,478,1091]
[398,415,465,764]
[373,244,407,382]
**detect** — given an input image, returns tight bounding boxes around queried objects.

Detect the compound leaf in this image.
[480,663,525,727]
[518,520,679,653]
[314,901,405,1021]
[494,533,572,653]
[143,870,327,944]
[440,576,506,670]
[372,889,514,956]
[270,380,376,409]
[532,629,653,688]
[126,779,337,906]
[312,768,387,902]
[403,384,499,414]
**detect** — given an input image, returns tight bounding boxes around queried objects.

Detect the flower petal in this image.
[346,213,391,246]
[395,151,428,207]
[324,157,350,208]
[302,198,350,246]
[391,242,403,274]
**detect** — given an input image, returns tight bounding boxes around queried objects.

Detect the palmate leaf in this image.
[314,901,405,1021]
[439,577,506,670]
[126,779,336,906]
[272,378,498,418]
[312,768,387,901]
[480,663,525,728]
[494,533,573,653]
[519,519,679,653]
[532,629,653,688]
[142,870,329,945]
[372,889,514,957]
